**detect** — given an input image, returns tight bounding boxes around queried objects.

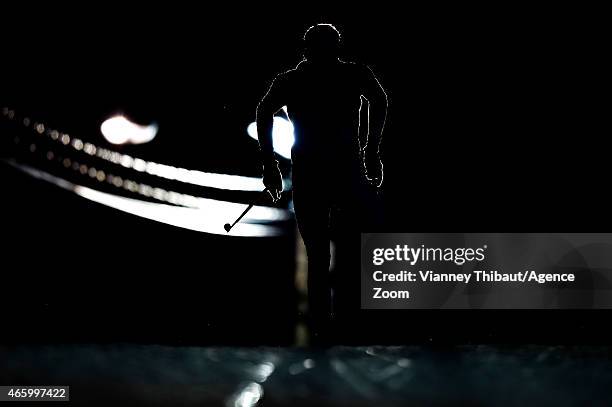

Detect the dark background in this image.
[1,4,608,345]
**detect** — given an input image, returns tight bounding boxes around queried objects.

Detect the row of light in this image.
[11,161,285,237]
[15,137,288,223]
[2,107,271,192]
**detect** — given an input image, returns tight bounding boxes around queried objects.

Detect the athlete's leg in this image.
[292,179,333,343]
[331,173,383,338]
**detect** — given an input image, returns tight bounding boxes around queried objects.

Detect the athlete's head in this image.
[303,24,341,62]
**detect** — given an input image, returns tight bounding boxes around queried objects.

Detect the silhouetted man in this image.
[256,24,387,343]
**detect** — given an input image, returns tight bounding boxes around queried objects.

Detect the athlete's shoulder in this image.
[339,60,372,77]
[269,65,299,89]
[339,60,364,68]
[276,61,304,80]
[339,60,360,67]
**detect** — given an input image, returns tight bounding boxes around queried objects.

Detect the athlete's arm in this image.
[360,66,388,185]
[256,74,288,201]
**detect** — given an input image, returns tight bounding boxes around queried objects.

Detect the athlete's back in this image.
[279,60,370,171]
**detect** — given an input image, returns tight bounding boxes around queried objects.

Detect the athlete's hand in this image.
[263,161,283,202]
[364,149,383,188]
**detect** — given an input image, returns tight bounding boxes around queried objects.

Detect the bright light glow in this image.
[247,116,295,159]
[10,162,286,237]
[232,382,263,407]
[253,361,275,383]
[100,115,158,145]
